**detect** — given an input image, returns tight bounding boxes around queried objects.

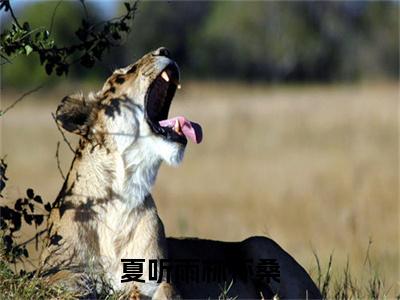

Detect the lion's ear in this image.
[56,94,93,136]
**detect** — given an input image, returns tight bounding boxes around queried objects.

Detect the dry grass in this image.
[1,81,398,296]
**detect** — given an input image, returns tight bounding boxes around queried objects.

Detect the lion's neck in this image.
[63,140,162,210]
[53,141,165,267]
[120,140,162,208]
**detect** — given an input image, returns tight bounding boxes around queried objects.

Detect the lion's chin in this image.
[151,137,186,166]
[163,143,185,167]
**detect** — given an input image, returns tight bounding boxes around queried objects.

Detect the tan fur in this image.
[41,48,321,299]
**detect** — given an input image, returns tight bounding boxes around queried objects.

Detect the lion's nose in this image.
[153,47,171,58]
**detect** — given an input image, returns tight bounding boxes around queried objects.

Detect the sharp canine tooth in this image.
[161,71,170,82]
[174,119,180,132]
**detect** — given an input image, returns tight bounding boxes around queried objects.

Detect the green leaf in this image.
[22,22,30,31]
[45,63,53,75]
[24,45,32,55]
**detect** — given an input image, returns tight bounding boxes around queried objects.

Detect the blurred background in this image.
[2,0,399,86]
[1,0,399,294]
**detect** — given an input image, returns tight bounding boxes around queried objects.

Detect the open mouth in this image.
[145,63,202,145]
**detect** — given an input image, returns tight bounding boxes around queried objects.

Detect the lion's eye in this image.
[115,76,125,84]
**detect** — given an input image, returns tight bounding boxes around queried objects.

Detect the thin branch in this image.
[48,0,63,36]
[0,53,12,65]
[52,0,138,51]
[55,141,65,180]
[15,229,47,248]
[7,1,22,29]
[79,0,89,20]
[10,27,46,44]
[87,1,138,31]
[18,255,37,270]
[0,84,44,116]
[51,113,74,153]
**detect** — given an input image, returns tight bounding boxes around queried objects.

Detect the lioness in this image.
[42,48,321,299]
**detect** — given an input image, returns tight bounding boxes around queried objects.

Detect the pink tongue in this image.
[159,116,203,144]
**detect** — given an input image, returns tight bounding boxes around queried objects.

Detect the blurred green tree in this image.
[2,1,398,86]
[191,1,398,81]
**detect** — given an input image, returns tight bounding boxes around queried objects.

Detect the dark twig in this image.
[0,84,44,116]
[15,229,47,248]
[7,1,22,29]
[0,53,12,65]
[49,0,63,35]
[79,0,89,20]
[87,1,138,31]
[55,141,65,180]
[51,112,74,153]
